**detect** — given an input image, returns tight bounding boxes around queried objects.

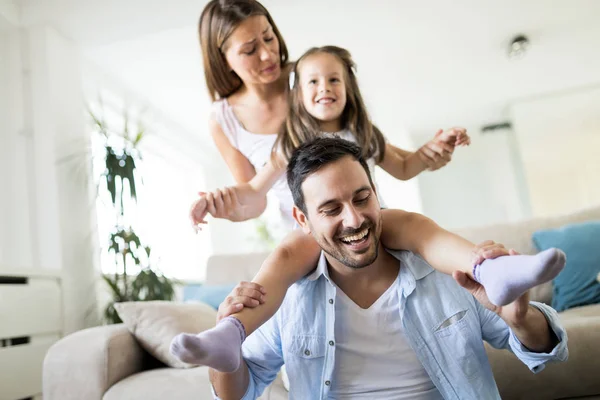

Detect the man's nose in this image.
[342,205,364,229]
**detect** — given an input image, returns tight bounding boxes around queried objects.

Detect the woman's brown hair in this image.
[199,0,289,101]
[274,46,386,163]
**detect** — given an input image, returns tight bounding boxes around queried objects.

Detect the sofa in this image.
[43,206,600,400]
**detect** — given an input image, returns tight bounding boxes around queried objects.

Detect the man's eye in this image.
[356,195,370,204]
[323,208,340,216]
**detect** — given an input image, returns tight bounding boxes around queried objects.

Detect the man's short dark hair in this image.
[286,137,374,214]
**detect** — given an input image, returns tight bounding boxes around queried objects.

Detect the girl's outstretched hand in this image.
[418,138,453,171]
[190,192,209,232]
[435,127,471,147]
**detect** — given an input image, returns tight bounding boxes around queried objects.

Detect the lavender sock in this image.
[169,316,246,372]
[473,248,566,306]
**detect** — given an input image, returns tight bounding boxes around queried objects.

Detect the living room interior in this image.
[1,0,599,399]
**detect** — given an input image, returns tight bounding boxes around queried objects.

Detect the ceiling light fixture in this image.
[508,34,530,60]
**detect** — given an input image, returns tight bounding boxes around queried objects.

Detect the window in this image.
[89,90,211,280]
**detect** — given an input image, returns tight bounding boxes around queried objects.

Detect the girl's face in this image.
[298,52,347,132]
[223,15,281,86]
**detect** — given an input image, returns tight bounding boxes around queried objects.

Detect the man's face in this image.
[293,156,382,269]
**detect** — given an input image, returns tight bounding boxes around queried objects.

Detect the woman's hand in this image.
[190,187,249,231]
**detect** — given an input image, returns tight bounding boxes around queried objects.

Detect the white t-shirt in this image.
[328,274,442,399]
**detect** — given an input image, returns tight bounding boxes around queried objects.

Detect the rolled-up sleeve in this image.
[507,302,568,373]
[212,313,284,400]
[479,301,568,373]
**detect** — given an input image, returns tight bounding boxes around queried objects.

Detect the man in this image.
[210,137,568,399]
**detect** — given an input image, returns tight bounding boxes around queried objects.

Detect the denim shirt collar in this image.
[306,251,333,283]
[306,248,436,297]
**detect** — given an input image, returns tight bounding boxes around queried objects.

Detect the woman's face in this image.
[223,15,281,86]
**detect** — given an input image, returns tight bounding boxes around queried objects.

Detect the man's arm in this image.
[478,300,568,372]
[504,304,559,353]
[210,361,251,400]
[454,270,568,373]
[210,315,284,399]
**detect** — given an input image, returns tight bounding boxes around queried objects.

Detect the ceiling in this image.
[8,0,600,141]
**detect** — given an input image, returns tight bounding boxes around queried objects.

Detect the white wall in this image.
[0,29,35,268]
[0,25,100,332]
[511,86,600,218]
[416,126,530,230]
[416,84,600,230]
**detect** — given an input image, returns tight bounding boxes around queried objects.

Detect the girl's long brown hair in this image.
[199,0,289,101]
[274,46,386,163]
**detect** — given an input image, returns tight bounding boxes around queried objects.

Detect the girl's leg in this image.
[170,229,321,372]
[380,209,565,306]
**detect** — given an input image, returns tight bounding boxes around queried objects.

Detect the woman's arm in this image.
[191,158,285,225]
[209,115,257,184]
[191,117,287,225]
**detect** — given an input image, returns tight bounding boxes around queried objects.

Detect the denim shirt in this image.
[217,250,568,400]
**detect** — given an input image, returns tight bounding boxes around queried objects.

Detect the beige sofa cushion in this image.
[103,366,289,400]
[103,367,214,400]
[486,303,600,400]
[115,301,217,369]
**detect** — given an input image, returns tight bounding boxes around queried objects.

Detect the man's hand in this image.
[453,248,530,320]
[453,249,556,353]
[216,281,266,322]
[470,240,511,267]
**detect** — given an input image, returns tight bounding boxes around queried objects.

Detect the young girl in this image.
[171,46,565,372]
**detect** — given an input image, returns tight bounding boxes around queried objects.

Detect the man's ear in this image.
[292,206,311,235]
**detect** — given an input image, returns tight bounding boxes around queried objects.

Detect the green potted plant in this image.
[89,104,175,324]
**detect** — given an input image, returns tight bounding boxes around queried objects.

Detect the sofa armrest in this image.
[43,324,146,400]
[487,313,600,400]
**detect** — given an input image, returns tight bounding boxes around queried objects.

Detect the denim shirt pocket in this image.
[433,309,479,379]
[285,335,326,359]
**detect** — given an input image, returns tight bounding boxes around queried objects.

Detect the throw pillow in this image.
[114,301,217,368]
[532,220,600,312]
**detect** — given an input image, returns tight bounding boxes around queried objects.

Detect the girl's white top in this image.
[211,98,383,235]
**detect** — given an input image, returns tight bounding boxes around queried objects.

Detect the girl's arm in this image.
[190,155,286,226]
[230,229,321,335]
[377,127,470,180]
[378,142,445,180]
[380,209,506,277]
